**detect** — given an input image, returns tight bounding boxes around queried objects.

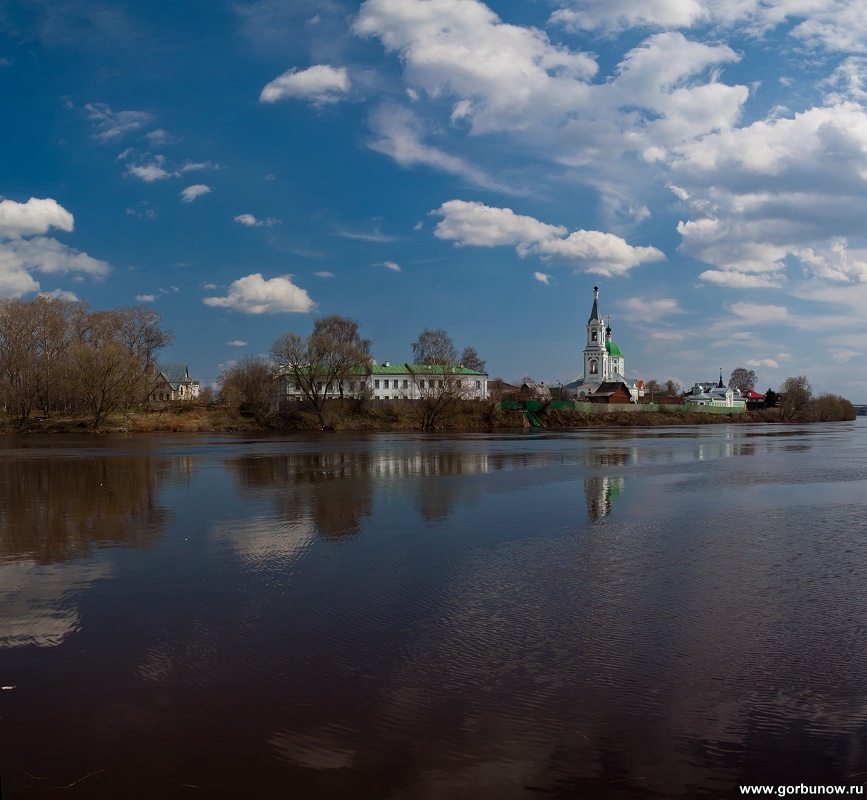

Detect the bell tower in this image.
[584,286,608,385]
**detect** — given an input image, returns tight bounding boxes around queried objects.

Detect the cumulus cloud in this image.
[180,184,212,203]
[203,273,315,314]
[0,197,74,239]
[260,64,350,105]
[432,200,664,276]
[533,272,551,285]
[671,103,867,282]
[549,0,867,48]
[355,0,746,170]
[551,0,707,33]
[314,271,334,278]
[382,260,401,271]
[234,214,278,227]
[0,202,110,298]
[84,102,154,142]
[135,294,156,302]
[355,0,596,134]
[226,340,248,347]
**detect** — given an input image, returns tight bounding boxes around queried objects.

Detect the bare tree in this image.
[779,375,812,422]
[459,346,486,373]
[217,355,275,423]
[115,305,175,404]
[312,315,371,398]
[68,340,144,426]
[406,328,479,430]
[270,316,371,428]
[729,367,757,393]
[0,299,40,420]
[663,378,681,396]
[412,328,458,366]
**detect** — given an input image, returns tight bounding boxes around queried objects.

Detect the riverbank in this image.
[2,400,847,434]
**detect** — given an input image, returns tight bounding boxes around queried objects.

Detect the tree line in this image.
[0,296,173,425]
[218,316,486,430]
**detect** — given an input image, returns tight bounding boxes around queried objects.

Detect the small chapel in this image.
[564,286,640,402]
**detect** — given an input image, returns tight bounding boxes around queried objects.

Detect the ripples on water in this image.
[1,423,867,798]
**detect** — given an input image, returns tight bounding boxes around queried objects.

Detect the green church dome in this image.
[606,341,623,358]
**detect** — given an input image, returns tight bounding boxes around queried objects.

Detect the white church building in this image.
[564,286,640,402]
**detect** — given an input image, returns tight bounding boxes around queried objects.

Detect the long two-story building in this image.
[277,361,488,404]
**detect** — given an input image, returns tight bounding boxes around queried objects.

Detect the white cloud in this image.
[180,184,212,203]
[145,128,171,144]
[729,302,791,325]
[314,271,334,278]
[179,160,218,173]
[747,358,781,369]
[0,201,106,295]
[355,0,597,135]
[127,157,217,183]
[226,340,248,347]
[832,350,860,363]
[671,103,867,281]
[367,104,515,193]
[136,294,156,302]
[84,102,154,142]
[39,289,79,301]
[203,273,315,314]
[551,0,707,33]
[127,162,172,182]
[382,260,401,271]
[0,197,74,239]
[432,200,664,276]
[260,64,350,105]
[533,271,550,285]
[234,213,278,227]
[355,1,747,172]
[620,296,684,323]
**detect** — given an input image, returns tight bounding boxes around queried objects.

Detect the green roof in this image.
[370,364,488,376]
[605,341,623,358]
[279,363,487,377]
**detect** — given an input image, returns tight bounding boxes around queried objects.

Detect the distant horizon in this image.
[2,1,866,402]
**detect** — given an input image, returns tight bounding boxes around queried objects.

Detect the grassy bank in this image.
[2,398,853,434]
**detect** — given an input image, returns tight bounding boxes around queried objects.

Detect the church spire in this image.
[588,285,601,324]
[718,369,724,389]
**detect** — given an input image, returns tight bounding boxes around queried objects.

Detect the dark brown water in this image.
[2,422,867,799]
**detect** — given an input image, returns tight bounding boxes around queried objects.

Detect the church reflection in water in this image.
[582,449,629,521]
[584,475,625,520]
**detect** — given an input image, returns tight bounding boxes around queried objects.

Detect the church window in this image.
[591,330,597,341]
[590,359,598,375]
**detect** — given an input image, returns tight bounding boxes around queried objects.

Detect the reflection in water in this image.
[3,424,867,798]
[0,450,169,650]
[0,560,111,648]
[0,454,169,563]
[584,475,625,520]
[224,448,491,535]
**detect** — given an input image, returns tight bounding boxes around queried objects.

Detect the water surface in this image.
[2,422,866,798]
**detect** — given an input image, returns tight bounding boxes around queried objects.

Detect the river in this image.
[2,421,866,798]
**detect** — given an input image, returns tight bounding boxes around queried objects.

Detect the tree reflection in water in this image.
[0,454,169,563]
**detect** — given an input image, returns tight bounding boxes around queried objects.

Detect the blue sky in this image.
[3,0,867,399]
